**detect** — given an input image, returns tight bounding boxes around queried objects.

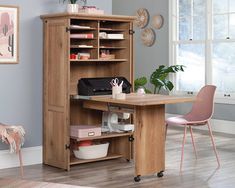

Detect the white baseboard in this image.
[166,113,235,135]
[0,146,42,169]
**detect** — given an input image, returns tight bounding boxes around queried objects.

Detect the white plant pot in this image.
[67,4,79,13]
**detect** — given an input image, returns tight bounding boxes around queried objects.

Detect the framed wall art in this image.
[0,5,19,64]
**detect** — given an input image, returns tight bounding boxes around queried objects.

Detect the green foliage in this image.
[150,65,185,93]
[134,65,185,94]
[134,77,152,93]
[61,0,78,4]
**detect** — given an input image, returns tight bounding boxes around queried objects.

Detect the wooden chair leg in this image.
[189,126,197,159]
[18,149,24,178]
[207,121,220,168]
[180,126,187,172]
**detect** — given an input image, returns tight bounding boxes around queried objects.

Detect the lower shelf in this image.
[70,153,123,165]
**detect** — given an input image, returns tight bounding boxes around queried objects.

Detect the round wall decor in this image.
[141,28,155,47]
[134,8,149,28]
[152,14,164,29]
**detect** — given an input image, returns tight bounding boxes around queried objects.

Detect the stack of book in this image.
[70,33,94,39]
[70,25,91,29]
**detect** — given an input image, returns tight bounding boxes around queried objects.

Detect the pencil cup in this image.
[112,86,122,99]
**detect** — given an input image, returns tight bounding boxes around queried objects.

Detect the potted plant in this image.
[62,0,79,13]
[134,65,185,94]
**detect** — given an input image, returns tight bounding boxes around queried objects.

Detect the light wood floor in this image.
[0,127,235,188]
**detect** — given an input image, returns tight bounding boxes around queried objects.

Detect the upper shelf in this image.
[70,59,128,62]
[69,27,97,31]
[99,28,126,32]
[100,38,125,40]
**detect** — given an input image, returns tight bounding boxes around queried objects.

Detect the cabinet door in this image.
[43,18,70,170]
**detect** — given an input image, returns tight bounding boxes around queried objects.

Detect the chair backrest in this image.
[185,85,216,122]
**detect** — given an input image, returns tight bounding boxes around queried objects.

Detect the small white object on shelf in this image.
[67,4,79,13]
[78,45,94,48]
[73,143,109,159]
[107,34,124,39]
[114,124,134,132]
[70,25,91,29]
[78,6,104,15]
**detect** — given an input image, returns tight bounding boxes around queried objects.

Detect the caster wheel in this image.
[157,171,164,178]
[134,175,141,182]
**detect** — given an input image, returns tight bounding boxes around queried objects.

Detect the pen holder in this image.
[112,85,122,99]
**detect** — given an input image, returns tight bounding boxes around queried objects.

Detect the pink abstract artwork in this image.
[0,6,18,64]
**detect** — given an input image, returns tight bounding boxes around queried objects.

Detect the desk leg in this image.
[134,105,165,180]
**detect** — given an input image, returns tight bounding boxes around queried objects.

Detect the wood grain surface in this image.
[89,93,195,106]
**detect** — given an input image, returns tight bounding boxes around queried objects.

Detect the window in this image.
[170,0,235,103]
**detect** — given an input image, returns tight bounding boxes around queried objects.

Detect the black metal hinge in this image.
[66,27,71,32]
[129,135,134,142]
[129,30,135,35]
[65,144,70,150]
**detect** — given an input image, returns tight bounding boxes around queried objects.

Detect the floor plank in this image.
[0,127,234,188]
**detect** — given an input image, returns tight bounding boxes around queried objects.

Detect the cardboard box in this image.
[70,125,101,138]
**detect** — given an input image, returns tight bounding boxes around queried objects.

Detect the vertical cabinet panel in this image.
[47,22,67,107]
[43,19,69,170]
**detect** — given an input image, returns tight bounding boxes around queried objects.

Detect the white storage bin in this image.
[73,143,109,160]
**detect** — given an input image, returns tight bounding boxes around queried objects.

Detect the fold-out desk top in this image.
[86,93,195,106]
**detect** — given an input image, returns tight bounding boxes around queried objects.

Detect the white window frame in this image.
[169,0,235,104]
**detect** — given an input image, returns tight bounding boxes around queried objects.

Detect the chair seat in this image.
[166,116,207,126]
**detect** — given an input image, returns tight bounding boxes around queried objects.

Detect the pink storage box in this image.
[70,125,101,138]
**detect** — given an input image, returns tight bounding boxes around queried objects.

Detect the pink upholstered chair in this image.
[0,124,25,177]
[166,85,220,171]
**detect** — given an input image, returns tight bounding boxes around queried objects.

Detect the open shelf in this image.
[70,59,128,62]
[70,153,123,165]
[70,45,97,49]
[100,38,125,40]
[69,27,97,31]
[99,47,127,49]
[71,131,133,141]
[70,38,97,40]
[99,28,126,32]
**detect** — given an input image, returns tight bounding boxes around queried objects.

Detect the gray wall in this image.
[113,0,235,121]
[113,0,169,89]
[0,0,112,150]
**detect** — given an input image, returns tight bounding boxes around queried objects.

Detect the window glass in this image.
[213,0,228,14]
[229,0,235,12]
[193,16,206,40]
[193,0,206,17]
[179,0,191,18]
[212,43,235,93]
[179,17,191,40]
[213,15,228,39]
[176,44,205,92]
[229,14,235,38]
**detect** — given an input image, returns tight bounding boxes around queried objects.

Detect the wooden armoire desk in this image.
[41,13,193,182]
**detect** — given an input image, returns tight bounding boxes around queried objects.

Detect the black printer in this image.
[78,77,132,96]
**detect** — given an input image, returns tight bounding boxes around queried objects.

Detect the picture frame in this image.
[0,5,19,64]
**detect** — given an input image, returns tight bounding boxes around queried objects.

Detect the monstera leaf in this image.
[150,65,185,93]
